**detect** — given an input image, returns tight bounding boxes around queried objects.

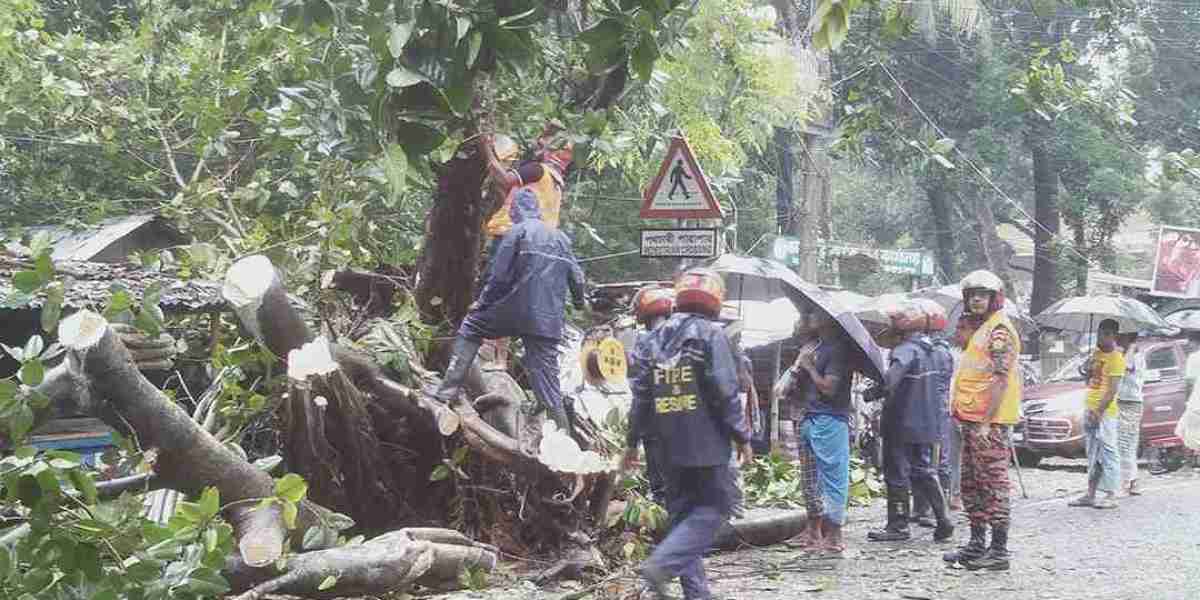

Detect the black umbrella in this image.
[707,254,886,382]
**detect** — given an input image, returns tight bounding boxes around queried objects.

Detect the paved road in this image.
[426,459,1200,600]
[705,459,1200,600]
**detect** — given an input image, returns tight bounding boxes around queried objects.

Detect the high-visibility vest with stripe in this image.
[952,310,1022,424]
[485,164,563,237]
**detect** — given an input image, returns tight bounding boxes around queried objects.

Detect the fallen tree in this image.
[224,527,497,599]
[223,254,618,562]
[44,310,287,568]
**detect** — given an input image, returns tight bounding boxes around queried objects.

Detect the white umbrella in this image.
[1034,295,1171,333]
[1165,308,1200,332]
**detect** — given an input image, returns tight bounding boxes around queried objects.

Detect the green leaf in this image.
[181,568,230,595]
[429,464,451,481]
[319,575,338,591]
[19,360,44,386]
[932,154,956,170]
[466,31,482,69]
[0,380,17,402]
[23,335,44,359]
[69,470,97,504]
[9,403,33,441]
[382,144,408,208]
[386,66,425,88]
[11,271,41,294]
[275,473,308,503]
[388,22,413,58]
[199,486,220,519]
[931,137,957,155]
[34,252,52,280]
[631,34,658,83]
[40,283,64,333]
[282,500,298,530]
[104,289,133,319]
[177,501,208,524]
[133,308,162,338]
[498,7,537,27]
[456,17,470,43]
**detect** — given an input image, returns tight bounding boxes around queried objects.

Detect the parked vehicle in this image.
[1013,338,1192,468]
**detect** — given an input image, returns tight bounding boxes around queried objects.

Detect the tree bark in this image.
[224,527,497,599]
[972,194,1016,297]
[415,136,489,328]
[55,310,286,568]
[1071,219,1088,294]
[925,181,957,281]
[711,510,808,550]
[1028,116,1062,319]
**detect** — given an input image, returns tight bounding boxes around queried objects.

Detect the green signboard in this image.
[772,238,935,277]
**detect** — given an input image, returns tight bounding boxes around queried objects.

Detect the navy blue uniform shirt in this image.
[627,312,750,467]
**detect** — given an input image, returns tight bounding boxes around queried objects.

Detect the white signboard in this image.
[640,137,723,219]
[640,228,718,259]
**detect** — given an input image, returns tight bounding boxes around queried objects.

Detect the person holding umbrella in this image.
[1068,319,1125,509]
[1116,331,1145,496]
[943,270,1022,572]
[790,309,856,556]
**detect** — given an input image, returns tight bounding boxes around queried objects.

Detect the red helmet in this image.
[912,298,948,332]
[674,268,725,319]
[884,300,929,334]
[633,286,675,324]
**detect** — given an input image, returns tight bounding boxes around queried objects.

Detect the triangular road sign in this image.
[640,136,723,219]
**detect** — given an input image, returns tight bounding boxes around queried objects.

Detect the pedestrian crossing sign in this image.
[640,136,723,219]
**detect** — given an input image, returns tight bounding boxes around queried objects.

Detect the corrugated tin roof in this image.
[8,214,183,262]
[0,256,225,313]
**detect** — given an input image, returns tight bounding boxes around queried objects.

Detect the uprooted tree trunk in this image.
[224,527,497,599]
[42,311,286,568]
[224,254,618,563]
[414,135,490,328]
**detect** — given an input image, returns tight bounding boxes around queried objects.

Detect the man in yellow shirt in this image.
[1069,319,1124,510]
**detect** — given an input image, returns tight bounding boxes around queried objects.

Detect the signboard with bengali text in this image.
[640,228,719,259]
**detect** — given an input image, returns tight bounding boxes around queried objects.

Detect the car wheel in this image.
[1016,449,1043,468]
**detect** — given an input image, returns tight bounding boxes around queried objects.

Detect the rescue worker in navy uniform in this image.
[866,301,955,543]
[909,299,954,528]
[623,268,753,600]
[434,188,586,431]
[629,285,677,507]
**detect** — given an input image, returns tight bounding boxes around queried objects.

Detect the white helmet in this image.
[960,270,1003,295]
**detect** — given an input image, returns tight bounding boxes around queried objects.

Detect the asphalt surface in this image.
[430,458,1200,600]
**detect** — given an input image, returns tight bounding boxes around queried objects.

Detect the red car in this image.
[1014,338,1191,467]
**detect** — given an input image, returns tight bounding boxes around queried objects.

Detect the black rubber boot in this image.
[912,477,954,541]
[868,487,911,542]
[911,487,935,528]
[434,337,481,404]
[943,523,988,563]
[965,525,1010,571]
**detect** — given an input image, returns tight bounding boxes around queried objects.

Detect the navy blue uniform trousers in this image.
[647,465,729,600]
[883,436,939,490]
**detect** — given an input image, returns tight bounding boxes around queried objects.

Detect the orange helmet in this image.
[911,298,948,332]
[633,286,675,324]
[674,268,725,319]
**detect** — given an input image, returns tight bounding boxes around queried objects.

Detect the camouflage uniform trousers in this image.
[959,421,1011,528]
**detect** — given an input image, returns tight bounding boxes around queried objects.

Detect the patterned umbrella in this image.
[1034,295,1171,333]
[707,254,886,382]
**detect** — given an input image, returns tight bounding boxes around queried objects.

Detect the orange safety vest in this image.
[485,164,563,237]
[952,310,1022,424]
